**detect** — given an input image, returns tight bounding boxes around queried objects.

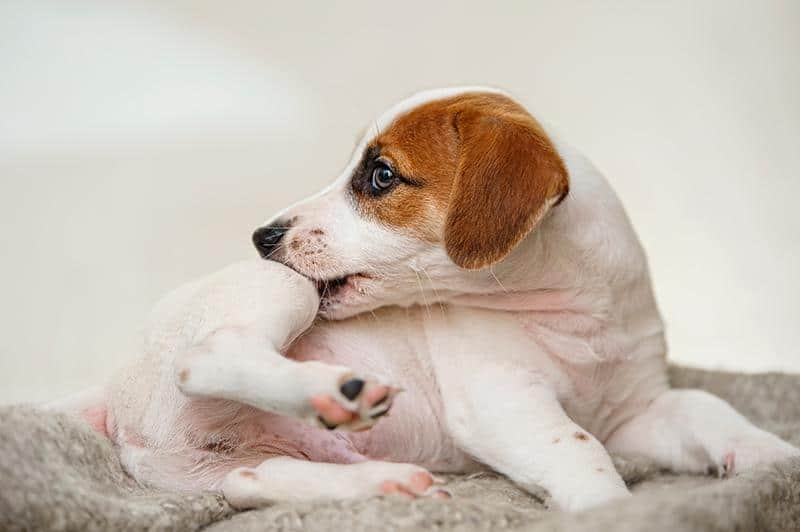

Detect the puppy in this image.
[58,87,798,512]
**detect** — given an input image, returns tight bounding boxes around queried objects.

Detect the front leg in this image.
[175,328,398,431]
[436,363,630,511]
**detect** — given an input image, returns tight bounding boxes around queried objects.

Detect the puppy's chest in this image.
[432,302,658,433]
[509,306,668,436]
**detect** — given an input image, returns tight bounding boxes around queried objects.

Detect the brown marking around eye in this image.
[350,92,568,267]
[574,432,589,441]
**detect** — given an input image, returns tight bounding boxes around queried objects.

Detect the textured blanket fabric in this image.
[1,366,798,532]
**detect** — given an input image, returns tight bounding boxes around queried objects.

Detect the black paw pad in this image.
[340,378,365,401]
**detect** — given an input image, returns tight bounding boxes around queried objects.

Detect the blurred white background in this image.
[1,0,798,404]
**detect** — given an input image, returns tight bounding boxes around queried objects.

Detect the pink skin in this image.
[382,471,432,497]
[380,472,451,499]
[81,406,108,437]
[723,452,736,476]
[310,383,390,426]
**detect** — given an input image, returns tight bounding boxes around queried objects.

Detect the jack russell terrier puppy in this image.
[58,87,798,512]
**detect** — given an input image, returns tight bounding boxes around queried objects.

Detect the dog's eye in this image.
[371,164,395,192]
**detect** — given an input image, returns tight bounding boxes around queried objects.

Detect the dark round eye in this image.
[371,164,395,191]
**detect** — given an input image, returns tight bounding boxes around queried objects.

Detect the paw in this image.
[710,435,800,477]
[310,374,400,432]
[355,462,450,500]
[379,471,451,500]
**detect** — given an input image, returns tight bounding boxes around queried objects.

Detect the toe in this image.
[381,480,400,494]
[409,471,434,494]
[397,485,417,499]
[380,480,416,499]
[310,394,354,425]
[365,384,390,407]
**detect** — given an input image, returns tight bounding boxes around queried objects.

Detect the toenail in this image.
[340,378,365,400]
[371,408,390,419]
[318,416,337,430]
[371,394,389,408]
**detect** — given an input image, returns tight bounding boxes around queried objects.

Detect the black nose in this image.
[252,222,289,259]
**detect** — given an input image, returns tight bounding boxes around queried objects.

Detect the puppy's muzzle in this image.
[252,221,289,259]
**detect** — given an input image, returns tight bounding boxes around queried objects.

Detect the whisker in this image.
[419,265,447,321]
[489,267,509,294]
[411,267,433,322]
[258,241,286,257]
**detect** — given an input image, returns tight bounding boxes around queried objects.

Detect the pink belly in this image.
[244,392,470,473]
[275,325,475,472]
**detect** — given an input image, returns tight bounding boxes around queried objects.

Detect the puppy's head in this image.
[254,88,569,318]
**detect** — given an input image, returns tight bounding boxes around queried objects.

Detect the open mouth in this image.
[313,273,370,299]
[314,275,350,297]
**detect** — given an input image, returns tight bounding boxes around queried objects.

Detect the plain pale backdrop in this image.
[1,0,799,405]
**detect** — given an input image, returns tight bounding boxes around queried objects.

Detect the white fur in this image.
[59,87,799,512]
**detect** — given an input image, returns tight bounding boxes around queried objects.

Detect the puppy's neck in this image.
[448,286,593,314]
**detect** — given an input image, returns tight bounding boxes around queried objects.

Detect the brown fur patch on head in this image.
[350,102,462,241]
[352,92,569,268]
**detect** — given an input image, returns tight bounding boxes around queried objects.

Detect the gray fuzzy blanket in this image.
[1,366,799,532]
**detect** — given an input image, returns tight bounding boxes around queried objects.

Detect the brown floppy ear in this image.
[444,101,569,270]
